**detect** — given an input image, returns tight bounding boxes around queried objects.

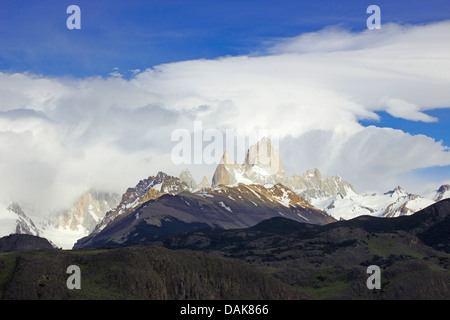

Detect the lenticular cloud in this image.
[0,21,450,211]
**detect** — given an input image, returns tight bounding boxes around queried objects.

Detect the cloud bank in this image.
[1,21,450,211]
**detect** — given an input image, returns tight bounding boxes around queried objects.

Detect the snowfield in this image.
[305,186,437,220]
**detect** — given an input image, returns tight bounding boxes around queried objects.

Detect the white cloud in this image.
[384,98,438,122]
[280,127,450,194]
[0,21,450,212]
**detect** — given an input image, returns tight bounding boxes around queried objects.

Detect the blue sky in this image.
[360,109,450,149]
[0,0,449,202]
[1,0,450,77]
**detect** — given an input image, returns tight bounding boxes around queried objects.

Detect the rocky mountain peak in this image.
[89,172,191,236]
[179,169,198,189]
[221,150,235,165]
[156,171,169,181]
[384,186,408,198]
[6,203,41,236]
[211,160,237,187]
[198,176,210,189]
[212,137,289,188]
[245,137,279,166]
[291,168,356,203]
[51,189,120,233]
[305,168,323,180]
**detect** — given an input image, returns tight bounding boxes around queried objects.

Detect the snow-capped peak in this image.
[384,186,408,198]
[0,202,41,237]
[432,184,450,201]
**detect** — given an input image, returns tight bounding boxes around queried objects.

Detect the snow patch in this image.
[198,193,214,198]
[87,205,100,223]
[152,183,163,192]
[218,202,233,213]
[273,188,291,207]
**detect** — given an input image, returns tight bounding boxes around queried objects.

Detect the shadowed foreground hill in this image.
[0,234,54,252]
[0,246,308,300]
[163,199,450,299]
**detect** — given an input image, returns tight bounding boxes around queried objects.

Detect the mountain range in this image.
[73,182,334,249]
[0,137,449,249]
[0,190,120,249]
